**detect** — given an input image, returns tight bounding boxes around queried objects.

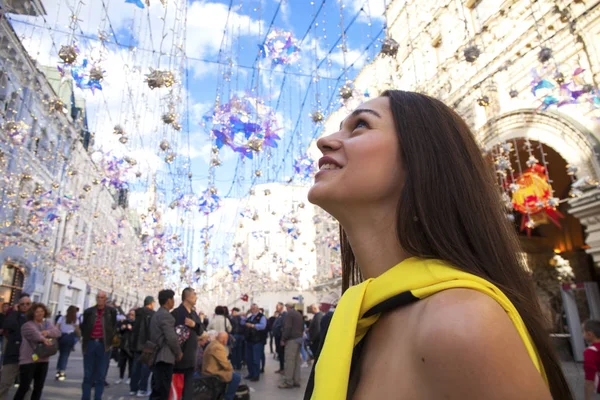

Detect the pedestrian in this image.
[129,296,155,397]
[202,332,241,400]
[54,311,62,325]
[55,305,81,381]
[583,319,600,400]
[259,308,267,373]
[229,308,244,371]
[80,290,117,400]
[243,303,266,382]
[198,312,209,330]
[171,287,204,400]
[14,302,61,400]
[149,289,182,400]
[304,91,572,399]
[0,295,32,400]
[278,302,302,389]
[207,306,231,333]
[307,304,322,360]
[267,311,277,355]
[115,309,135,385]
[271,302,285,374]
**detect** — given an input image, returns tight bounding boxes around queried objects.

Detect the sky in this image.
[6,0,386,275]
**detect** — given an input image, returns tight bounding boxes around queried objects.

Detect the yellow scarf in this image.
[311,257,547,399]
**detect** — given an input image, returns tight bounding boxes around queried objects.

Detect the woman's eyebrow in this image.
[339,108,382,129]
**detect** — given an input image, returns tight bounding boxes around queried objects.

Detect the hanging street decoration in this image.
[258,29,301,67]
[530,66,599,112]
[293,154,316,181]
[197,187,221,215]
[509,164,564,233]
[202,95,281,159]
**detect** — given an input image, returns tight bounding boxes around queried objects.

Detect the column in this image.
[568,188,600,268]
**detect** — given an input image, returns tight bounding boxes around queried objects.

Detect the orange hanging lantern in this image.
[511,164,564,234]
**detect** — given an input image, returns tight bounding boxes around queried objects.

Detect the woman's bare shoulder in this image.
[380,289,551,400]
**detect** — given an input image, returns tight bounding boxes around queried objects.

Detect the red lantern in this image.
[510,164,564,234]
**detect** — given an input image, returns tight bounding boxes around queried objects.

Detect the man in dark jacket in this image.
[0,295,31,400]
[81,290,118,400]
[278,302,303,389]
[229,307,244,370]
[129,296,155,396]
[271,302,286,373]
[171,287,204,400]
[150,289,182,400]
[308,304,323,359]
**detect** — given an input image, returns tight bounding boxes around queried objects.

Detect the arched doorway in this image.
[480,110,600,335]
[0,261,25,306]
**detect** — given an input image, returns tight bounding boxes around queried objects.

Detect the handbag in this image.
[139,340,158,366]
[33,321,58,360]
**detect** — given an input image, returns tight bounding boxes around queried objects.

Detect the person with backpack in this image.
[129,296,155,397]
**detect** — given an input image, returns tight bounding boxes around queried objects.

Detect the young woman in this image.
[305,91,572,399]
[15,303,60,400]
[55,305,80,381]
[207,306,232,333]
[116,309,135,385]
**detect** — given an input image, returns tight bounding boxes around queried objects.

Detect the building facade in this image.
[314,0,600,329]
[0,1,163,315]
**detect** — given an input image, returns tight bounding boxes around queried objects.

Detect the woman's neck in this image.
[342,214,409,280]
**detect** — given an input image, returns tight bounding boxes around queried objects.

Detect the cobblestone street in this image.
[5,349,309,400]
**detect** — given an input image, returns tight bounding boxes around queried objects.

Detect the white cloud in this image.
[349,0,387,23]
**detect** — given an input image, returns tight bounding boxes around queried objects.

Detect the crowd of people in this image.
[0,288,336,400]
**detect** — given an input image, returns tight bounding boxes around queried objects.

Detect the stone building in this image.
[314,0,600,334]
[0,0,163,315]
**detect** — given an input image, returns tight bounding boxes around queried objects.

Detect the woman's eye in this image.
[354,119,368,130]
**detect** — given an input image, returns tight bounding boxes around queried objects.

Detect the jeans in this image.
[56,333,76,372]
[82,340,110,400]
[231,335,244,370]
[130,352,151,393]
[14,362,49,400]
[223,372,241,400]
[260,342,266,371]
[150,362,174,400]
[245,341,262,378]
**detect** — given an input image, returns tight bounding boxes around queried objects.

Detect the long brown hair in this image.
[66,305,78,325]
[340,90,572,399]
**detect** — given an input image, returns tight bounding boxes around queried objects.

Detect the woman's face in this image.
[34,307,45,322]
[308,97,404,216]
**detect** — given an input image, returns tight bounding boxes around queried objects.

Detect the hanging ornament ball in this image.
[159,140,170,151]
[124,156,137,166]
[52,182,60,189]
[49,98,67,114]
[210,157,222,167]
[248,138,263,152]
[264,189,271,196]
[464,45,481,63]
[509,89,519,98]
[172,122,182,131]
[477,96,490,107]
[554,72,565,85]
[538,47,553,63]
[135,171,142,178]
[255,169,262,177]
[162,112,176,125]
[113,125,125,135]
[58,44,79,65]
[119,136,128,144]
[145,69,175,89]
[83,184,92,192]
[310,110,324,123]
[340,83,354,100]
[165,152,176,163]
[380,37,399,57]
[89,66,104,82]
[209,187,217,195]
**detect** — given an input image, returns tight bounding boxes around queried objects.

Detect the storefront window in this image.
[0,263,25,305]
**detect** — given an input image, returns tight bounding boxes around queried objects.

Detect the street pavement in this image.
[1,348,592,399]
[5,348,309,400]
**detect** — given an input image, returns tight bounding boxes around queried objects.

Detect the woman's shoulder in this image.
[380,288,550,399]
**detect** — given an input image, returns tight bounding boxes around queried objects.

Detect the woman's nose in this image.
[317,133,341,153]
